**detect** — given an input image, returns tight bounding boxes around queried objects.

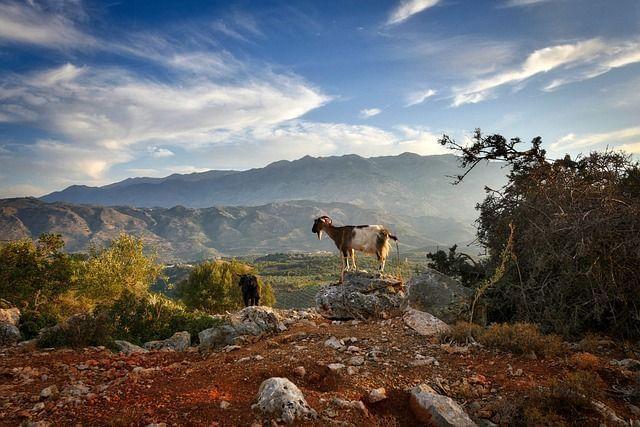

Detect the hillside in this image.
[0,198,475,262]
[41,153,506,222]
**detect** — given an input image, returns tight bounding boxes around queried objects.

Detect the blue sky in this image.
[0,0,639,197]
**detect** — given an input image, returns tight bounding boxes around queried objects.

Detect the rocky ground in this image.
[1,271,639,426]
[1,314,639,426]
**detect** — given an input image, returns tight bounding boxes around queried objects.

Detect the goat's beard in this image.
[317,230,323,240]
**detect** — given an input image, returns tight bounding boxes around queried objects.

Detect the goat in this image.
[312,215,398,283]
[238,274,260,307]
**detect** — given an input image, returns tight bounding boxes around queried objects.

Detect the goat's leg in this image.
[340,253,346,284]
[350,249,357,271]
[379,258,386,274]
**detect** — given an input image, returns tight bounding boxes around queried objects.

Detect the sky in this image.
[0,0,639,197]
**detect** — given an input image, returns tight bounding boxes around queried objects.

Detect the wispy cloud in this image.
[387,0,439,25]
[0,0,93,48]
[550,126,640,153]
[360,108,382,118]
[406,89,437,107]
[452,38,640,106]
[502,0,554,7]
[148,147,175,158]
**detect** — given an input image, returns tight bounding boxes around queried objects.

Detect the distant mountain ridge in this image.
[0,198,476,262]
[41,153,506,222]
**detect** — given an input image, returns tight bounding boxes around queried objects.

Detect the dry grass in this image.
[440,321,567,357]
[569,352,600,371]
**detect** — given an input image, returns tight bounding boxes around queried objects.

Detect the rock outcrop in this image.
[406,268,480,324]
[144,332,190,352]
[199,306,286,352]
[315,271,407,320]
[403,308,451,337]
[253,377,317,424]
[409,384,477,427]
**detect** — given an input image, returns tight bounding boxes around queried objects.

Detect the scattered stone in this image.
[368,388,387,403]
[40,385,59,400]
[315,271,407,320]
[237,356,251,363]
[199,307,286,351]
[591,400,629,427]
[253,377,317,424]
[410,357,437,367]
[346,366,358,375]
[348,356,365,366]
[222,345,242,352]
[611,358,640,371]
[293,366,306,377]
[409,384,477,427]
[32,402,45,412]
[114,340,148,355]
[332,397,368,415]
[347,345,361,353]
[324,336,345,350]
[327,363,346,372]
[63,382,90,397]
[144,331,190,352]
[406,268,481,324]
[0,322,21,346]
[220,400,230,409]
[403,308,451,336]
[254,355,264,361]
[0,307,20,326]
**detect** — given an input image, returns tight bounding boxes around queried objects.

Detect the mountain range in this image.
[1,153,506,260]
[41,153,506,222]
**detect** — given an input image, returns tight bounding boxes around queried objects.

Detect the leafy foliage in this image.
[441,129,640,337]
[426,244,486,287]
[79,234,164,305]
[178,259,275,313]
[0,234,76,311]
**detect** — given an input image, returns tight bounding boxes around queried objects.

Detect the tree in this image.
[426,245,486,287]
[0,233,75,310]
[440,129,640,337]
[178,260,275,313]
[79,234,163,305]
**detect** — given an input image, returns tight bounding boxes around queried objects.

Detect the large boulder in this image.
[315,271,407,320]
[406,268,480,324]
[0,322,21,346]
[0,307,21,326]
[144,331,190,352]
[409,384,477,427]
[403,308,451,337]
[199,306,286,352]
[253,377,317,424]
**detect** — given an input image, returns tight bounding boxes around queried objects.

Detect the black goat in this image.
[239,274,260,307]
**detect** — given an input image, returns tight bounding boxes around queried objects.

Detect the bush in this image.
[178,260,275,313]
[38,291,223,348]
[426,245,486,287]
[441,321,566,357]
[79,234,163,305]
[0,234,76,311]
[440,130,640,338]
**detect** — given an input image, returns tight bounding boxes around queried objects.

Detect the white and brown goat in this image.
[312,215,398,283]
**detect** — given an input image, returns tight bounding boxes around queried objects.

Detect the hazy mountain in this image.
[41,153,506,222]
[1,198,476,262]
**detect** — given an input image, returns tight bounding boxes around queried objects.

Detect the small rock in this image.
[347,366,358,375]
[223,345,242,352]
[0,322,21,346]
[254,377,317,424]
[327,363,345,372]
[410,357,437,367]
[348,356,365,366]
[403,308,451,337]
[114,340,148,355]
[40,385,59,400]
[144,331,190,352]
[293,366,306,377]
[409,384,477,426]
[32,402,45,412]
[220,400,230,409]
[237,357,251,363]
[324,336,345,350]
[368,387,387,403]
[254,355,264,361]
[615,358,640,371]
[332,398,368,415]
[347,345,361,353]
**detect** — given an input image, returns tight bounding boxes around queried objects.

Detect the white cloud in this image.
[452,38,640,106]
[0,183,47,198]
[148,146,175,158]
[405,89,437,107]
[550,126,640,153]
[359,108,382,118]
[0,0,93,48]
[502,0,553,7]
[387,0,439,25]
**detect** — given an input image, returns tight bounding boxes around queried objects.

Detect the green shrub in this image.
[178,259,275,313]
[38,312,115,349]
[18,310,59,340]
